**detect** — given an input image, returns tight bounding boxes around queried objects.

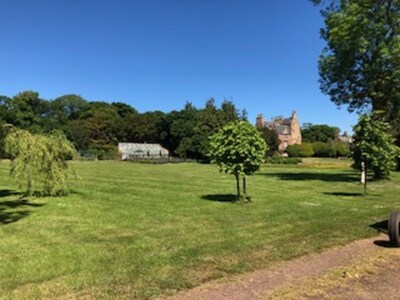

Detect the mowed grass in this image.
[0,160,399,299]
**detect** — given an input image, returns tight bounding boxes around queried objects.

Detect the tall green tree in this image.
[352,112,400,179]
[301,123,339,142]
[0,95,11,123]
[46,94,89,135]
[8,91,49,132]
[315,0,400,139]
[208,121,267,201]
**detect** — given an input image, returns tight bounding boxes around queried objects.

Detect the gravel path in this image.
[164,234,394,300]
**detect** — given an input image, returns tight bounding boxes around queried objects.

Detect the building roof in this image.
[118,143,169,155]
[265,116,293,135]
[276,125,291,135]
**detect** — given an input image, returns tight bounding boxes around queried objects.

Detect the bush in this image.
[312,142,338,157]
[286,143,314,157]
[335,142,350,157]
[265,156,302,165]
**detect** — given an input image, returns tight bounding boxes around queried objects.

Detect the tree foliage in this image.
[5,129,77,196]
[316,0,400,141]
[286,143,315,157]
[257,126,280,155]
[352,112,400,179]
[208,121,267,201]
[301,123,339,142]
[0,92,242,160]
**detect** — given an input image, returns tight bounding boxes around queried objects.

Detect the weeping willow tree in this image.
[4,129,77,196]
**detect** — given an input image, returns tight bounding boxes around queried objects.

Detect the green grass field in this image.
[0,159,399,299]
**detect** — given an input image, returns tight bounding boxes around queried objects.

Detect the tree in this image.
[8,91,49,132]
[352,112,400,180]
[4,129,77,196]
[208,121,267,201]
[111,102,138,118]
[301,123,339,143]
[315,0,400,141]
[0,95,11,123]
[257,127,280,155]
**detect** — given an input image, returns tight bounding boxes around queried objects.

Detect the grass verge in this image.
[0,160,399,298]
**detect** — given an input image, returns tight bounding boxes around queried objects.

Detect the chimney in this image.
[256,114,264,128]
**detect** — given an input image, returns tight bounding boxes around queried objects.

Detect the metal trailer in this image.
[388,211,400,246]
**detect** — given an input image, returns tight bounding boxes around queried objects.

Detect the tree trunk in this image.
[27,174,33,196]
[365,165,367,193]
[242,176,247,196]
[235,173,240,200]
[361,161,366,184]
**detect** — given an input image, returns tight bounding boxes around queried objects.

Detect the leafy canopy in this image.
[209,121,267,176]
[209,121,267,201]
[5,129,77,196]
[301,123,339,143]
[352,112,400,179]
[318,0,400,115]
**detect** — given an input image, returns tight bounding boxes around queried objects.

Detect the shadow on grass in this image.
[369,220,400,248]
[70,189,85,196]
[324,192,364,197]
[0,189,21,198]
[370,220,388,234]
[258,172,358,182]
[201,194,237,202]
[0,195,45,225]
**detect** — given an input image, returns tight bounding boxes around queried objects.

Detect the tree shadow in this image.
[323,192,364,197]
[369,220,399,248]
[0,189,21,198]
[0,208,31,225]
[0,197,45,226]
[258,172,358,182]
[0,199,45,208]
[201,194,237,202]
[70,190,85,196]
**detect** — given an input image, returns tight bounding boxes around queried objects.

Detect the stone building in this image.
[256,111,302,152]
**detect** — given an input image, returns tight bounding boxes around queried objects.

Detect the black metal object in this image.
[388,211,400,247]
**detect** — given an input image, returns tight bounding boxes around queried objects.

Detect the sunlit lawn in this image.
[0,160,399,299]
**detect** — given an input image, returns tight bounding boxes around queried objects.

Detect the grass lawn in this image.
[0,159,399,299]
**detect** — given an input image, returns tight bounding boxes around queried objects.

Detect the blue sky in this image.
[0,0,358,133]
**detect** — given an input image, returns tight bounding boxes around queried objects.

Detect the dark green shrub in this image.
[335,142,350,157]
[312,142,339,157]
[286,143,314,157]
[286,145,300,157]
[265,156,302,165]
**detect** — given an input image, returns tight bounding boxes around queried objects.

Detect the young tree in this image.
[352,112,400,181]
[208,121,267,201]
[5,129,77,196]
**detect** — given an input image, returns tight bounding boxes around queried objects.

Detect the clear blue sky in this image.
[0,0,358,133]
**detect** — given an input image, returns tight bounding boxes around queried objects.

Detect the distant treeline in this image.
[0,91,245,159]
